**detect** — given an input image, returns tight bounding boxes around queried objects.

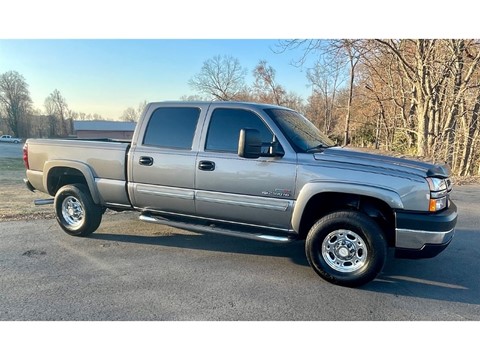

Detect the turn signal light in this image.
[429,197,447,212]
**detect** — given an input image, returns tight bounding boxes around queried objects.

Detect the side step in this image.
[34,198,54,206]
[139,214,294,243]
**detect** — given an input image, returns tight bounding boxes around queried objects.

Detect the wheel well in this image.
[299,192,395,247]
[47,167,89,196]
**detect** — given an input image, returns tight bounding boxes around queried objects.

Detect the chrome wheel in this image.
[61,196,85,228]
[322,229,368,273]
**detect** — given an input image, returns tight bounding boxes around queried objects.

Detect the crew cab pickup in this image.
[23,101,458,286]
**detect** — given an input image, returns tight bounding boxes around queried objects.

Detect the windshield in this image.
[264,108,335,152]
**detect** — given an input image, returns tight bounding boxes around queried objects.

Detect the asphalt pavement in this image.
[0,142,23,158]
[0,185,479,321]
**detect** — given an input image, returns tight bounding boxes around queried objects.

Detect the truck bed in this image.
[26,138,131,207]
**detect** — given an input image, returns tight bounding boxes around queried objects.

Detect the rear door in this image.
[128,104,207,215]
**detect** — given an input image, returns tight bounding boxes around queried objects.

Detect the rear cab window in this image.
[143,107,200,149]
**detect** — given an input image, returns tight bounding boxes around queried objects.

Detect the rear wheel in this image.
[54,184,102,236]
[305,210,387,287]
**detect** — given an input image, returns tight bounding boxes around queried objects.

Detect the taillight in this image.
[23,143,29,169]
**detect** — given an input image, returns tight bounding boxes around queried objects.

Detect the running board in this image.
[139,214,294,243]
[34,198,54,206]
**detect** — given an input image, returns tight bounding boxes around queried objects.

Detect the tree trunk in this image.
[344,61,355,146]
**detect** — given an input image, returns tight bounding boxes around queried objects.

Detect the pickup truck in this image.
[23,101,458,287]
[0,134,22,143]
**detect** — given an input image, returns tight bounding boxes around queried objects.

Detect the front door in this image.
[195,107,296,230]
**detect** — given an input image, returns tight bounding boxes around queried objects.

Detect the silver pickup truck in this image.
[23,101,458,287]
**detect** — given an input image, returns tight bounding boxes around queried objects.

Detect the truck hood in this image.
[313,147,451,179]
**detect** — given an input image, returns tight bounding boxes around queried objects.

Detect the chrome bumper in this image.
[394,202,457,259]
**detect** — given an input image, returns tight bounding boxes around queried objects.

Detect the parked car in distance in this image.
[0,135,22,143]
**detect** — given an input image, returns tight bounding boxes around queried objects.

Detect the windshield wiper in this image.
[306,144,333,153]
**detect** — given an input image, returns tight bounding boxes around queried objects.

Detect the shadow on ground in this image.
[88,227,479,306]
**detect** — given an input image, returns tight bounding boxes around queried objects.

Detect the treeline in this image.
[187,40,480,176]
[0,71,113,139]
[2,39,479,176]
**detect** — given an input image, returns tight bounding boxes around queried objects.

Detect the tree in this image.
[189,55,247,100]
[120,107,138,122]
[372,39,480,170]
[120,101,148,122]
[278,39,366,145]
[136,100,147,119]
[45,89,71,137]
[307,55,345,134]
[0,71,32,137]
[253,60,286,105]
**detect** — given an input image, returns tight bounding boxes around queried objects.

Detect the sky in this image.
[1,1,477,120]
[0,39,317,119]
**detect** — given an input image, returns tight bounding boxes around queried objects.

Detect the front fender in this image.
[291,181,403,233]
[43,160,101,204]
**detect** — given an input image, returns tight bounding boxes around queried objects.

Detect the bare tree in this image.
[253,60,286,105]
[45,89,71,136]
[137,100,147,119]
[0,70,32,137]
[307,55,345,134]
[120,101,148,122]
[340,40,364,146]
[180,94,208,101]
[189,55,247,100]
[278,39,366,145]
[120,107,138,122]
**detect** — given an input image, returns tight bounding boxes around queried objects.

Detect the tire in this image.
[14,140,19,144]
[54,184,103,236]
[305,210,387,287]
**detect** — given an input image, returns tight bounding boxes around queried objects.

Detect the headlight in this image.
[426,177,448,212]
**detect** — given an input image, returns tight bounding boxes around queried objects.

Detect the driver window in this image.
[205,108,273,153]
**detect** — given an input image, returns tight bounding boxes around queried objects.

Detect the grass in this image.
[0,158,26,183]
[0,158,54,221]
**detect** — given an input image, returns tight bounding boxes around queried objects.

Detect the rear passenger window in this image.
[205,108,273,153]
[143,107,200,149]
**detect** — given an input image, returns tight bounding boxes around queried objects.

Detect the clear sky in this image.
[1,1,475,120]
[0,39,316,119]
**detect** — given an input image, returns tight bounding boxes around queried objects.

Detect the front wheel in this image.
[305,210,387,287]
[54,184,103,236]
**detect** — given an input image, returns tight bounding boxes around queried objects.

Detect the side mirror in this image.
[238,129,262,159]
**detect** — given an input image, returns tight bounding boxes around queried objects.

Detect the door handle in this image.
[139,156,154,166]
[198,160,215,171]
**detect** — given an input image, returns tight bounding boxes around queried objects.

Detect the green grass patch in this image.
[0,157,24,171]
[0,158,26,184]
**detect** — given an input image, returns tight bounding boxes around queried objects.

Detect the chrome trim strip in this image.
[396,228,455,250]
[196,191,292,211]
[105,202,133,209]
[136,185,194,200]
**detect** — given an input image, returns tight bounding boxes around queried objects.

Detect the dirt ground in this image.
[0,158,54,221]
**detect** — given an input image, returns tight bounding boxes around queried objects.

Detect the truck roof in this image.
[146,101,292,111]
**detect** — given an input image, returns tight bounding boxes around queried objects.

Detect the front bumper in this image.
[394,201,457,259]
